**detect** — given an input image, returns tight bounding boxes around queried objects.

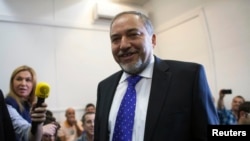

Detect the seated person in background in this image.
[237,101,250,125]
[76,112,95,141]
[42,110,61,141]
[4,65,57,141]
[58,107,83,141]
[84,103,96,113]
[45,110,54,118]
[217,89,245,124]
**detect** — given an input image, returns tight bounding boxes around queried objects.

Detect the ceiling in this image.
[111,0,149,6]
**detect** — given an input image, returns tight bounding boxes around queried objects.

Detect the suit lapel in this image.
[100,71,123,140]
[144,57,172,141]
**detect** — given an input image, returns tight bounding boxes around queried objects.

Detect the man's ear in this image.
[152,34,156,47]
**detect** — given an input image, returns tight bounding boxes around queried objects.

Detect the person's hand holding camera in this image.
[219,89,232,99]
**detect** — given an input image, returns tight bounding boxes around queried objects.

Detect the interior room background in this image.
[0,0,249,122]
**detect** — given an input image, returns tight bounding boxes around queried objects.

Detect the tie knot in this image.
[127,75,142,86]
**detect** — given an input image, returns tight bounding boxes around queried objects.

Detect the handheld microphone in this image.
[31,82,50,135]
[35,82,50,107]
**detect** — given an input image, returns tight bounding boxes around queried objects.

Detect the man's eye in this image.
[128,32,142,37]
[111,38,117,42]
[111,37,120,43]
[129,33,138,36]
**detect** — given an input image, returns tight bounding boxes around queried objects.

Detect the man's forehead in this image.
[112,14,142,28]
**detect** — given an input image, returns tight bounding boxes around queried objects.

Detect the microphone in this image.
[35,82,50,107]
[31,82,50,135]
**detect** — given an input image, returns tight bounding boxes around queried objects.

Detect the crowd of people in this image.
[0,64,96,141]
[3,65,58,141]
[52,104,96,141]
[0,10,249,141]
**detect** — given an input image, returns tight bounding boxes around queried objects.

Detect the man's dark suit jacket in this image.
[94,56,219,141]
[0,89,16,141]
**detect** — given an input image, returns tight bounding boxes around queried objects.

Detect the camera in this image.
[221,89,232,94]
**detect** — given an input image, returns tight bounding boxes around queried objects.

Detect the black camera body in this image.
[221,89,232,94]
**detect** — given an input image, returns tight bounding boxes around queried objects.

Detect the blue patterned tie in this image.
[112,75,142,141]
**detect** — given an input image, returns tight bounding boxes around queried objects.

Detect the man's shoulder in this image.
[76,132,87,141]
[161,59,201,67]
[157,58,203,71]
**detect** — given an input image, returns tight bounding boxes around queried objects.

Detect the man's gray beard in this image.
[119,58,148,75]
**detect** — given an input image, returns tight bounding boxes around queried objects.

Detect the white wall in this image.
[0,0,120,122]
[153,8,217,103]
[145,0,250,108]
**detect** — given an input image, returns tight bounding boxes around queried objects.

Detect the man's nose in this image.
[120,36,131,49]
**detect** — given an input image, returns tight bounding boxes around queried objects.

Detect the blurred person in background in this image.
[84,103,96,113]
[237,101,250,125]
[42,110,61,141]
[0,89,16,141]
[217,89,245,125]
[58,107,83,141]
[76,112,95,141]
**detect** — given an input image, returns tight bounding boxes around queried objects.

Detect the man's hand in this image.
[219,90,225,99]
[43,123,58,136]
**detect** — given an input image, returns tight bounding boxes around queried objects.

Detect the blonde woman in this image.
[5,65,57,141]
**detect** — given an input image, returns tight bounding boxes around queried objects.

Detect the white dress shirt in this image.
[109,56,154,141]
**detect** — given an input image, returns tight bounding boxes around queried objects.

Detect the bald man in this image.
[57,107,83,141]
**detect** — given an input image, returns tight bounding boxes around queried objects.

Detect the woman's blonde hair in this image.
[7,65,37,111]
